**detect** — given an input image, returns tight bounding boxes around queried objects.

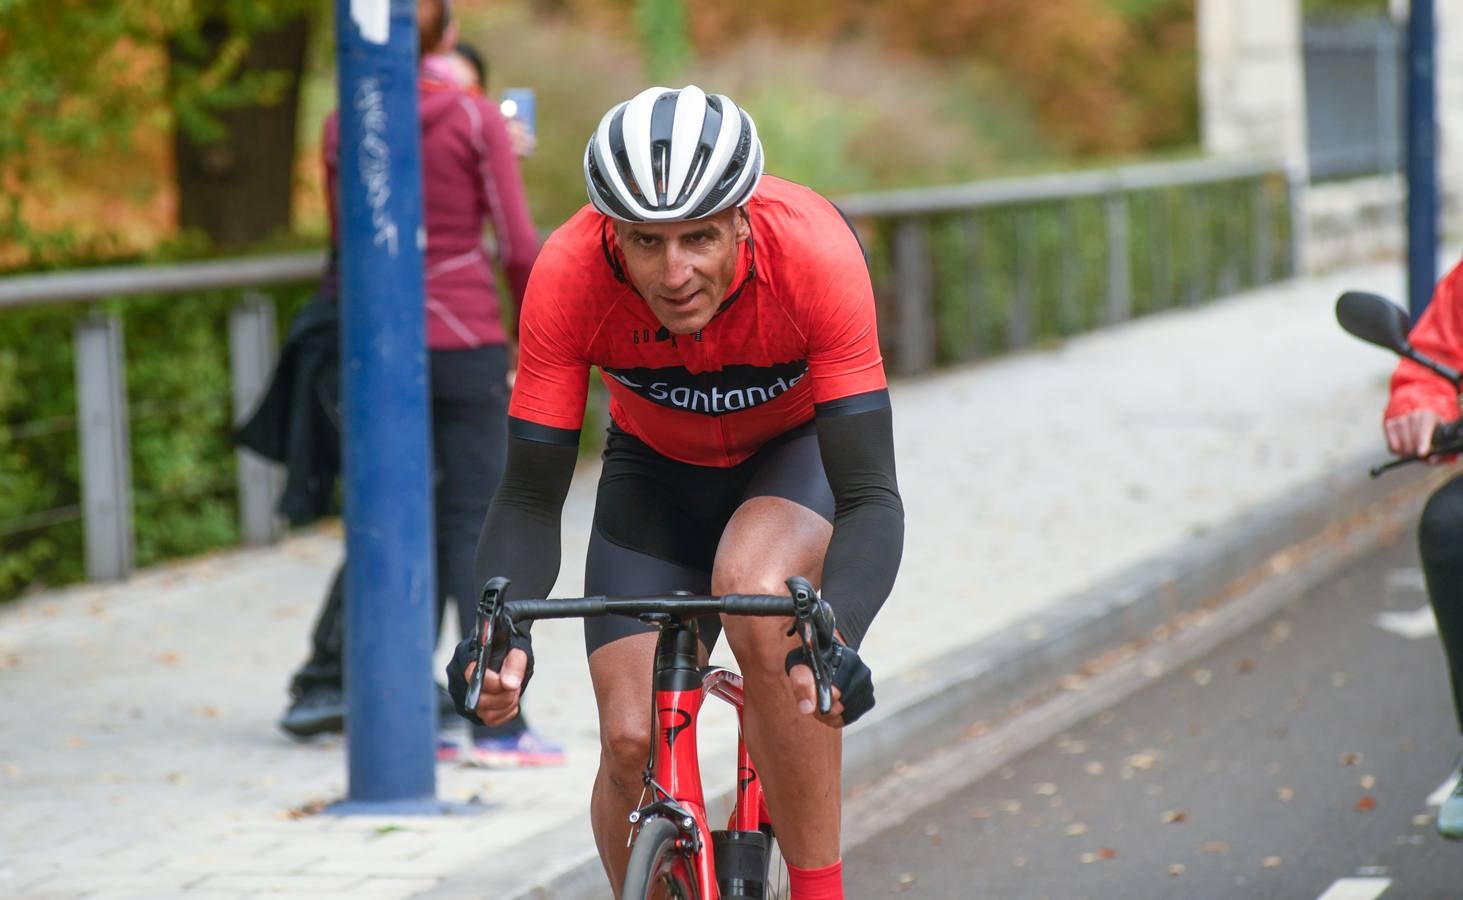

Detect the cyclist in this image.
[1383,257,1463,839]
[447,85,904,897]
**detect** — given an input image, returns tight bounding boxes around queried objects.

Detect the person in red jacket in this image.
[1384,257,1463,839]
[280,0,563,769]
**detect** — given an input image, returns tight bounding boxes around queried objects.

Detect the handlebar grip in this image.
[719,594,796,616]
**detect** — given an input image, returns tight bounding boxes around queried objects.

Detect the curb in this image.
[424,453,1444,900]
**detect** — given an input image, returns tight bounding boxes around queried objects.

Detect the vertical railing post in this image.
[893,217,935,375]
[228,290,284,545]
[1219,183,1240,296]
[962,213,984,362]
[1104,191,1131,325]
[1189,187,1209,305]
[1059,202,1079,333]
[1286,163,1307,277]
[1009,208,1034,348]
[1252,178,1271,287]
[74,311,134,581]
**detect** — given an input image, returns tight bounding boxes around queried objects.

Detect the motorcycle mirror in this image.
[1335,291,1412,354]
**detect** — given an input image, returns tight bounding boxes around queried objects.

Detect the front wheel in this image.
[622,815,697,900]
[762,825,790,900]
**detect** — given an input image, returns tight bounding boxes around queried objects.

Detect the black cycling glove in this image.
[785,639,876,725]
[444,625,535,726]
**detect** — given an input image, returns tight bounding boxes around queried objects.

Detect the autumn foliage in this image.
[540,0,1197,156]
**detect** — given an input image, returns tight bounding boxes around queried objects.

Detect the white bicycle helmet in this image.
[583,85,764,222]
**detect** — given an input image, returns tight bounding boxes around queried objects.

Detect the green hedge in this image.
[0,285,315,600]
[861,174,1294,367]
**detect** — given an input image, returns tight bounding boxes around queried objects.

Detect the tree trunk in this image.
[171,17,310,248]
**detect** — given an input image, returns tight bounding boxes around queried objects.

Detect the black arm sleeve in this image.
[814,392,904,650]
[472,423,580,625]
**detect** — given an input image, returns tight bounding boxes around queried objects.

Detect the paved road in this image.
[844,534,1463,900]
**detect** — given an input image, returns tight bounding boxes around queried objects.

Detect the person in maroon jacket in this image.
[1384,257,1463,838]
[280,0,564,769]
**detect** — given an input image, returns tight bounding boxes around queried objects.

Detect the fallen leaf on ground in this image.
[1202,841,1230,854]
[1415,814,1433,827]
[1234,658,1256,674]
[1169,864,1186,876]
[1097,848,1117,860]
[1065,823,1087,836]
[1085,761,1105,776]
[67,736,85,748]
[197,706,219,719]
[1278,788,1294,802]
[1263,856,1282,868]
[4,765,20,778]
[1340,752,1363,767]
[1162,809,1188,824]
[1127,751,1160,770]
[157,651,181,666]
[1034,782,1058,796]
[1192,669,1213,686]
[1001,800,1022,814]
[285,798,329,819]
[1355,795,1377,812]
[1360,775,1376,790]
[897,873,915,885]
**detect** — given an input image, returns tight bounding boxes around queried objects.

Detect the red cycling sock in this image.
[786,859,843,900]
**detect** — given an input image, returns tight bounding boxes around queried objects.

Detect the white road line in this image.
[1429,773,1459,806]
[1315,877,1391,900]
[1374,606,1438,640]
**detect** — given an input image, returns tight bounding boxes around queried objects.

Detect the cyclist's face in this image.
[614,209,749,335]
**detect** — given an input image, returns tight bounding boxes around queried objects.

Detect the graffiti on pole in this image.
[354,78,399,257]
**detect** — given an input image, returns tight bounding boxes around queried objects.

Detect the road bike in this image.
[467,575,841,899]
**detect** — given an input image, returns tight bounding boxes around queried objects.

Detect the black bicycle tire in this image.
[621,815,696,900]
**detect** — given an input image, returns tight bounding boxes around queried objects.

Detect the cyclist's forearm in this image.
[473,433,578,620]
[815,401,904,650]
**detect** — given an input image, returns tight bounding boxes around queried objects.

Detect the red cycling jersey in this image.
[1387,256,1463,424]
[509,175,888,467]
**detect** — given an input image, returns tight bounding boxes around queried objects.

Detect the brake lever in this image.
[465,576,511,712]
[1371,424,1463,478]
[785,576,834,715]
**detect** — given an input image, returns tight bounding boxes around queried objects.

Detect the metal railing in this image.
[0,154,1300,590]
[838,156,1302,375]
[0,252,325,582]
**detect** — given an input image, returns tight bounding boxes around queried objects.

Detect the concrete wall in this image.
[1199,0,1309,174]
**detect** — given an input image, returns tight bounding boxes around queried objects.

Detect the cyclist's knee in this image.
[1421,479,1463,565]
[599,714,651,783]
[720,615,793,680]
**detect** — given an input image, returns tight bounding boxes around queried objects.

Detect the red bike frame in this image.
[641,664,772,896]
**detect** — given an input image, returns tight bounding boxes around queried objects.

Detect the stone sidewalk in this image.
[0,259,1431,899]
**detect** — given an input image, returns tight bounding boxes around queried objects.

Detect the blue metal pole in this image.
[1407,0,1438,320]
[332,0,437,811]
